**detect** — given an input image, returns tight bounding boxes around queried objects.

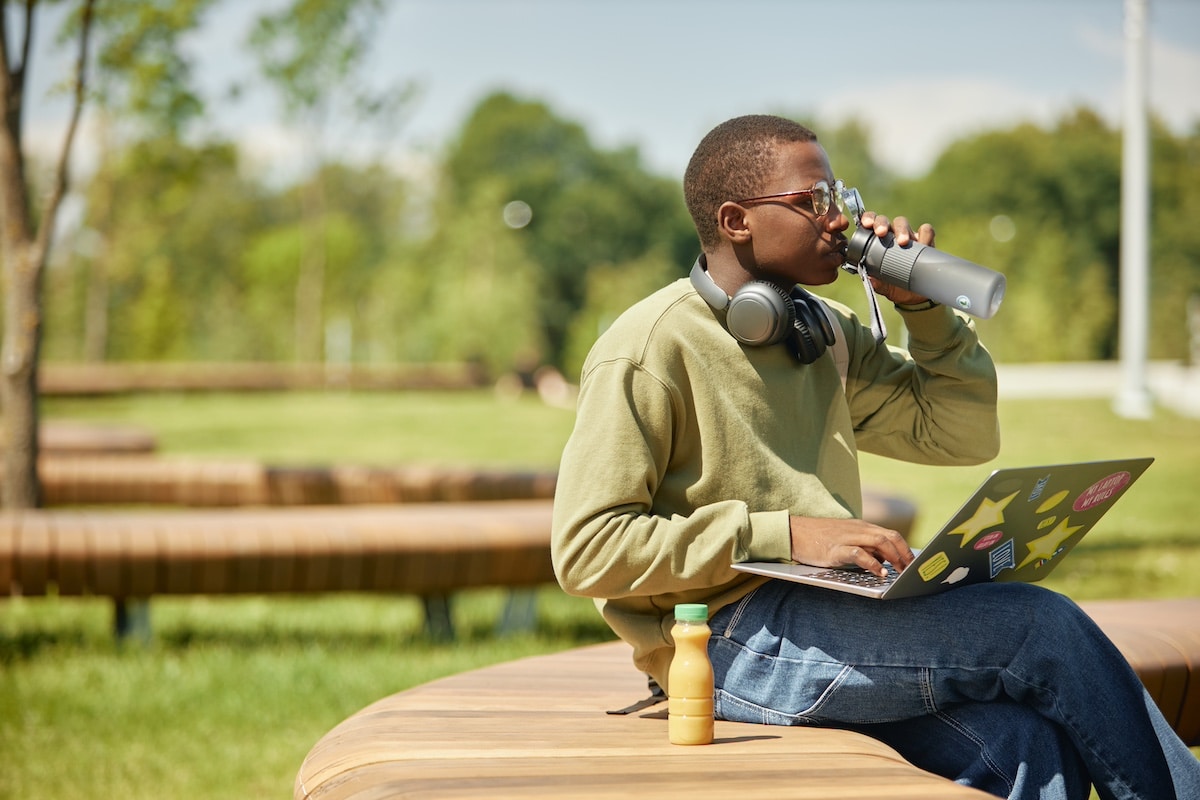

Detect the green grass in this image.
[3,389,1198,799]
[40,389,579,468]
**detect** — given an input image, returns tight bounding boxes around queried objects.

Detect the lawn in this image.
[2,389,1198,799]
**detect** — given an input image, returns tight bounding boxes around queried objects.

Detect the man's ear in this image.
[716,201,753,245]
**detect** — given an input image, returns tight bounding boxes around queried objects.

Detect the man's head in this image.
[684,115,819,252]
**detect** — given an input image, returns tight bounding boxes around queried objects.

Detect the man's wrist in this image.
[894,299,940,312]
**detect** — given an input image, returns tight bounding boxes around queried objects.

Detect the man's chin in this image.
[806,266,842,286]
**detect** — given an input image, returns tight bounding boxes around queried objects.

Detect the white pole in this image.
[1114,0,1154,418]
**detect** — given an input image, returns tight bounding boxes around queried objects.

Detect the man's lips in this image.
[831,239,849,263]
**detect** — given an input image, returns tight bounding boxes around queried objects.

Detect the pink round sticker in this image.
[1073,472,1132,512]
[974,530,1004,551]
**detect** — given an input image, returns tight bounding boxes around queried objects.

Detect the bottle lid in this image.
[674,603,708,621]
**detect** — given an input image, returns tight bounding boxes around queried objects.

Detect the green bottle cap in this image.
[674,603,708,621]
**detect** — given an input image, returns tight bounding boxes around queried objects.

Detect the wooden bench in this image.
[38,361,488,395]
[0,501,557,638]
[36,456,560,507]
[294,598,1200,799]
[0,422,159,456]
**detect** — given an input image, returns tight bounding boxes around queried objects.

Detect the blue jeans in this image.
[708,580,1200,800]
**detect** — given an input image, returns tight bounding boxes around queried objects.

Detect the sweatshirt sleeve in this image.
[550,356,792,600]
[845,304,1000,465]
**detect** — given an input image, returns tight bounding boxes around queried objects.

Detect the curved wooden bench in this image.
[0,501,557,638]
[293,599,1200,800]
[0,501,555,598]
[35,457,560,507]
[294,640,990,800]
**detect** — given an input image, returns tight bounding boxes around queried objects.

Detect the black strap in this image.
[606,676,666,715]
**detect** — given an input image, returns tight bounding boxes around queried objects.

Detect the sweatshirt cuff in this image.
[742,510,793,562]
[899,304,964,349]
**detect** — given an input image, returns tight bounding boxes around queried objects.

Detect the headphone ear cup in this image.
[726,282,796,346]
[787,288,836,365]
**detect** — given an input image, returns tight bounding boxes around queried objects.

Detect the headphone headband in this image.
[688,254,836,363]
[690,256,731,311]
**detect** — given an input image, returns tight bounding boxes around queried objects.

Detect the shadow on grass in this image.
[0,590,617,664]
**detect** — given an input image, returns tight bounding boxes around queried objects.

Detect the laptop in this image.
[731,457,1154,599]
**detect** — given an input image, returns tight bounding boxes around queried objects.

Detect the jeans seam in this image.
[718,587,758,639]
[1002,666,1138,799]
[932,709,1015,797]
[920,666,937,715]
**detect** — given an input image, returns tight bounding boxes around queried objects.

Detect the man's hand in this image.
[789,516,915,578]
[855,212,937,306]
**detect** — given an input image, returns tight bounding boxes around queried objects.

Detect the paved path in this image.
[996,361,1200,417]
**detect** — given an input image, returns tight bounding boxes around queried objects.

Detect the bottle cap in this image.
[674,603,708,621]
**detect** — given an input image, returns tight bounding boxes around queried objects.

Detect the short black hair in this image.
[683,115,818,251]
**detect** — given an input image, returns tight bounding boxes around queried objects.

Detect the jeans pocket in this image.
[712,642,855,725]
[709,591,933,726]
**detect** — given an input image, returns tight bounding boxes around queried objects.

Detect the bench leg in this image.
[421,595,455,640]
[114,598,152,643]
[496,589,538,636]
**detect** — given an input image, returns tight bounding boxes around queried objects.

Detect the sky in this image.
[20,0,1200,186]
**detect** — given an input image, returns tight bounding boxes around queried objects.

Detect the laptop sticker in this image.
[1018,517,1084,569]
[974,530,1004,550]
[1036,489,1070,513]
[942,566,970,585]
[948,490,1019,547]
[1074,471,1133,512]
[989,539,1017,578]
[918,552,951,582]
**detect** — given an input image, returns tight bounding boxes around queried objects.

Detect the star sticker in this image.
[1017,516,1084,569]
[947,491,1018,547]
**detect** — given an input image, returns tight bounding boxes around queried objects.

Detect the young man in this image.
[551,115,1199,799]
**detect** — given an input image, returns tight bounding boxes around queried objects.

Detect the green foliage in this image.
[33,23,1200,374]
[561,250,680,380]
[44,134,269,361]
[378,179,546,375]
[90,0,215,133]
[248,0,385,118]
[883,109,1200,362]
[440,92,696,365]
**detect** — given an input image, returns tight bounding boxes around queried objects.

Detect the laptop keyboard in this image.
[809,564,900,588]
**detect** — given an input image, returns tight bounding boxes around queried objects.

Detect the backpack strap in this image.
[818,300,849,391]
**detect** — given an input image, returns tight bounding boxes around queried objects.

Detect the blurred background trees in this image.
[14,2,1200,384]
[30,91,1200,378]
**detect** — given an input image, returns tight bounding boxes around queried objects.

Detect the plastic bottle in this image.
[667,603,714,745]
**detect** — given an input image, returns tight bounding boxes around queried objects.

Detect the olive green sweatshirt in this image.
[551,277,999,688]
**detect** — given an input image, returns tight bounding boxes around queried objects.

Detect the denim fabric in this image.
[708,580,1200,800]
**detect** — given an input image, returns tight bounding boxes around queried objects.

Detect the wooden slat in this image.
[53,517,90,595]
[0,516,15,595]
[14,513,52,595]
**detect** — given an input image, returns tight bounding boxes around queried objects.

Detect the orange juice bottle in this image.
[668,603,714,745]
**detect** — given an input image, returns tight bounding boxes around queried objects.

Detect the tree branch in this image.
[17,0,35,79]
[33,0,96,262]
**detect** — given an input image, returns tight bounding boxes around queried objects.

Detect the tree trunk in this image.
[294,176,326,363]
[0,0,97,508]
[1,241,43,508]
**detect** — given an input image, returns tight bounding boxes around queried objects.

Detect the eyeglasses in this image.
[734,179,863,221]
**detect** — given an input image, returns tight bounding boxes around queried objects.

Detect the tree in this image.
[3,0,404,507]
[249,0,411,363]
[888,110,1127,361]
[441,92,695,366]
[0,0,98,508]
